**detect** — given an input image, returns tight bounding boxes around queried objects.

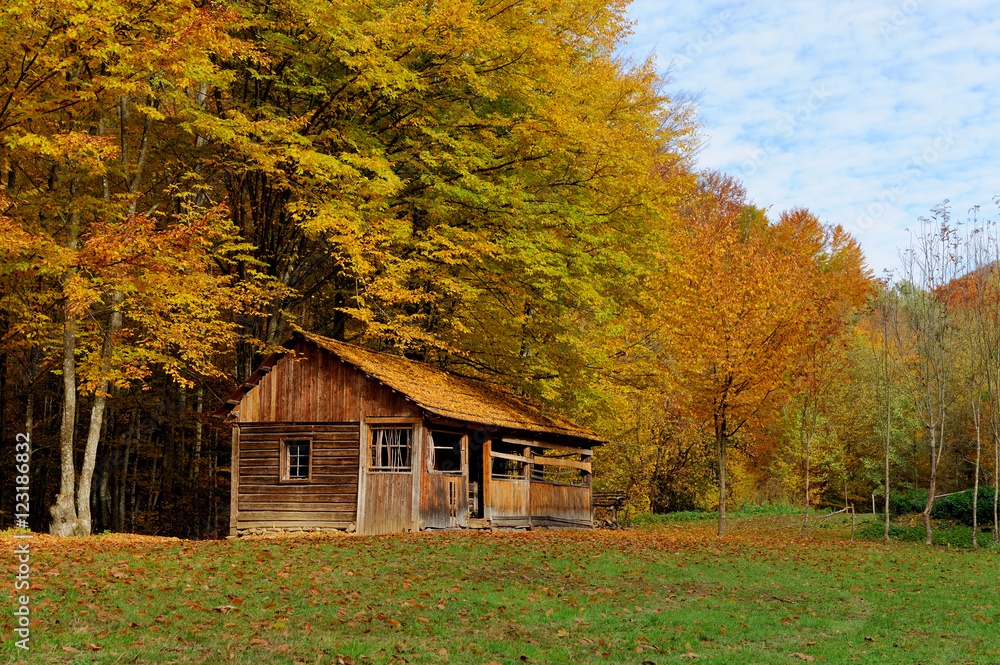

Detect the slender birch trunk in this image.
[971,396,982,548]
[75,292,123,536]
[50,190,80,536]
[800,398,819,537]
[994,436,999,543]
[884,398,891,544]
[716,413,727,537]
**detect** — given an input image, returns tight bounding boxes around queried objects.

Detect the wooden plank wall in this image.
[234,423,360,530]
[529,482,592,527]
[234,341,424,534]
[489,478,530,527]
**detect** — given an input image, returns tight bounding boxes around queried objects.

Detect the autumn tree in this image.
[0,0,274,535]
[868,284,904,542]
[959,216,1000,544]
[896,208,963,545]
[198,0,695,403]
[657,175,871,535]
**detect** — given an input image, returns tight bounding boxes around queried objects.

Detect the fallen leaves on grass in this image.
[790,654,815,661]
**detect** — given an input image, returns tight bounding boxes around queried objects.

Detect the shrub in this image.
[627,502,806,526]
[733,502,803,517]
[858,519,908,540]
[930,486,996,527]
[858,517,999,548]
[888,489,929,516]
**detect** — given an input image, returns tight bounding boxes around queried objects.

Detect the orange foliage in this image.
[655,173,872,532]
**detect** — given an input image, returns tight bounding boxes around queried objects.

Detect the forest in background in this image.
[0,0,996,544]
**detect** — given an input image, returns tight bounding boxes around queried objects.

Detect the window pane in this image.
[286,440,310,479]
[370,427,411,472]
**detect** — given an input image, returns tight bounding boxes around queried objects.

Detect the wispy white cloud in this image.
[621,0,1000,274]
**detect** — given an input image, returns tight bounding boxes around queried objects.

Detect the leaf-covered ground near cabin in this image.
[3,520,1000,665]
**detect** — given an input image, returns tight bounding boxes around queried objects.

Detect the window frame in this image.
[280,436,313,483]
[368,423,415,473]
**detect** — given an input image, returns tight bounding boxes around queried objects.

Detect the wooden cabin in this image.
[216,331,605,536]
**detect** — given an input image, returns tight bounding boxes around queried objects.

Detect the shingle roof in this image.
[218,331,605,444]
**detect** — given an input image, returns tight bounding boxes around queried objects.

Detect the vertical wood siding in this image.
[529,482,592,527]
[488,478,530,526]
[237,341,420,423]
[362,473,413,535]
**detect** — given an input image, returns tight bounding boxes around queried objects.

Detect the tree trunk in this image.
[994,433,999,544]
[972,397,982,548]
[884,401,891,544]
[22,387,33,445]
[99,457,112,532]
[114,412,135,533]
[922,427,939,546]
[192,386,203,475]
[50,201,81,536]
[75,292,123,536]
[800,400,818,537]
[211,446,219,538]
[716,415,727,537]
[129,442,139,532]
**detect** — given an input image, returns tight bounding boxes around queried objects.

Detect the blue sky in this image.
[620,1,1000,275]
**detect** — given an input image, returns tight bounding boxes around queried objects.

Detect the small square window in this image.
[283,439,311,481]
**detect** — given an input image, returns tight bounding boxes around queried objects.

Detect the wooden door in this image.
[358,419,421,534]
[363,472,413,534]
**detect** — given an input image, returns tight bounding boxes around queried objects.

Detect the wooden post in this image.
[411,421,423,532]
[525,445,532,529]
[356,420,369,534]
[482,439,491,521]
[229,426,239,537]
[460,433,469,526]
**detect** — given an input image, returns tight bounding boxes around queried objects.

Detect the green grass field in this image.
[4,516,1000,664]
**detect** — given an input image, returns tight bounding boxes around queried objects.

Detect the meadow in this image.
[4,514,999,664]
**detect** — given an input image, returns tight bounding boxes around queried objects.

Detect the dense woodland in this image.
[0,0,997,544]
